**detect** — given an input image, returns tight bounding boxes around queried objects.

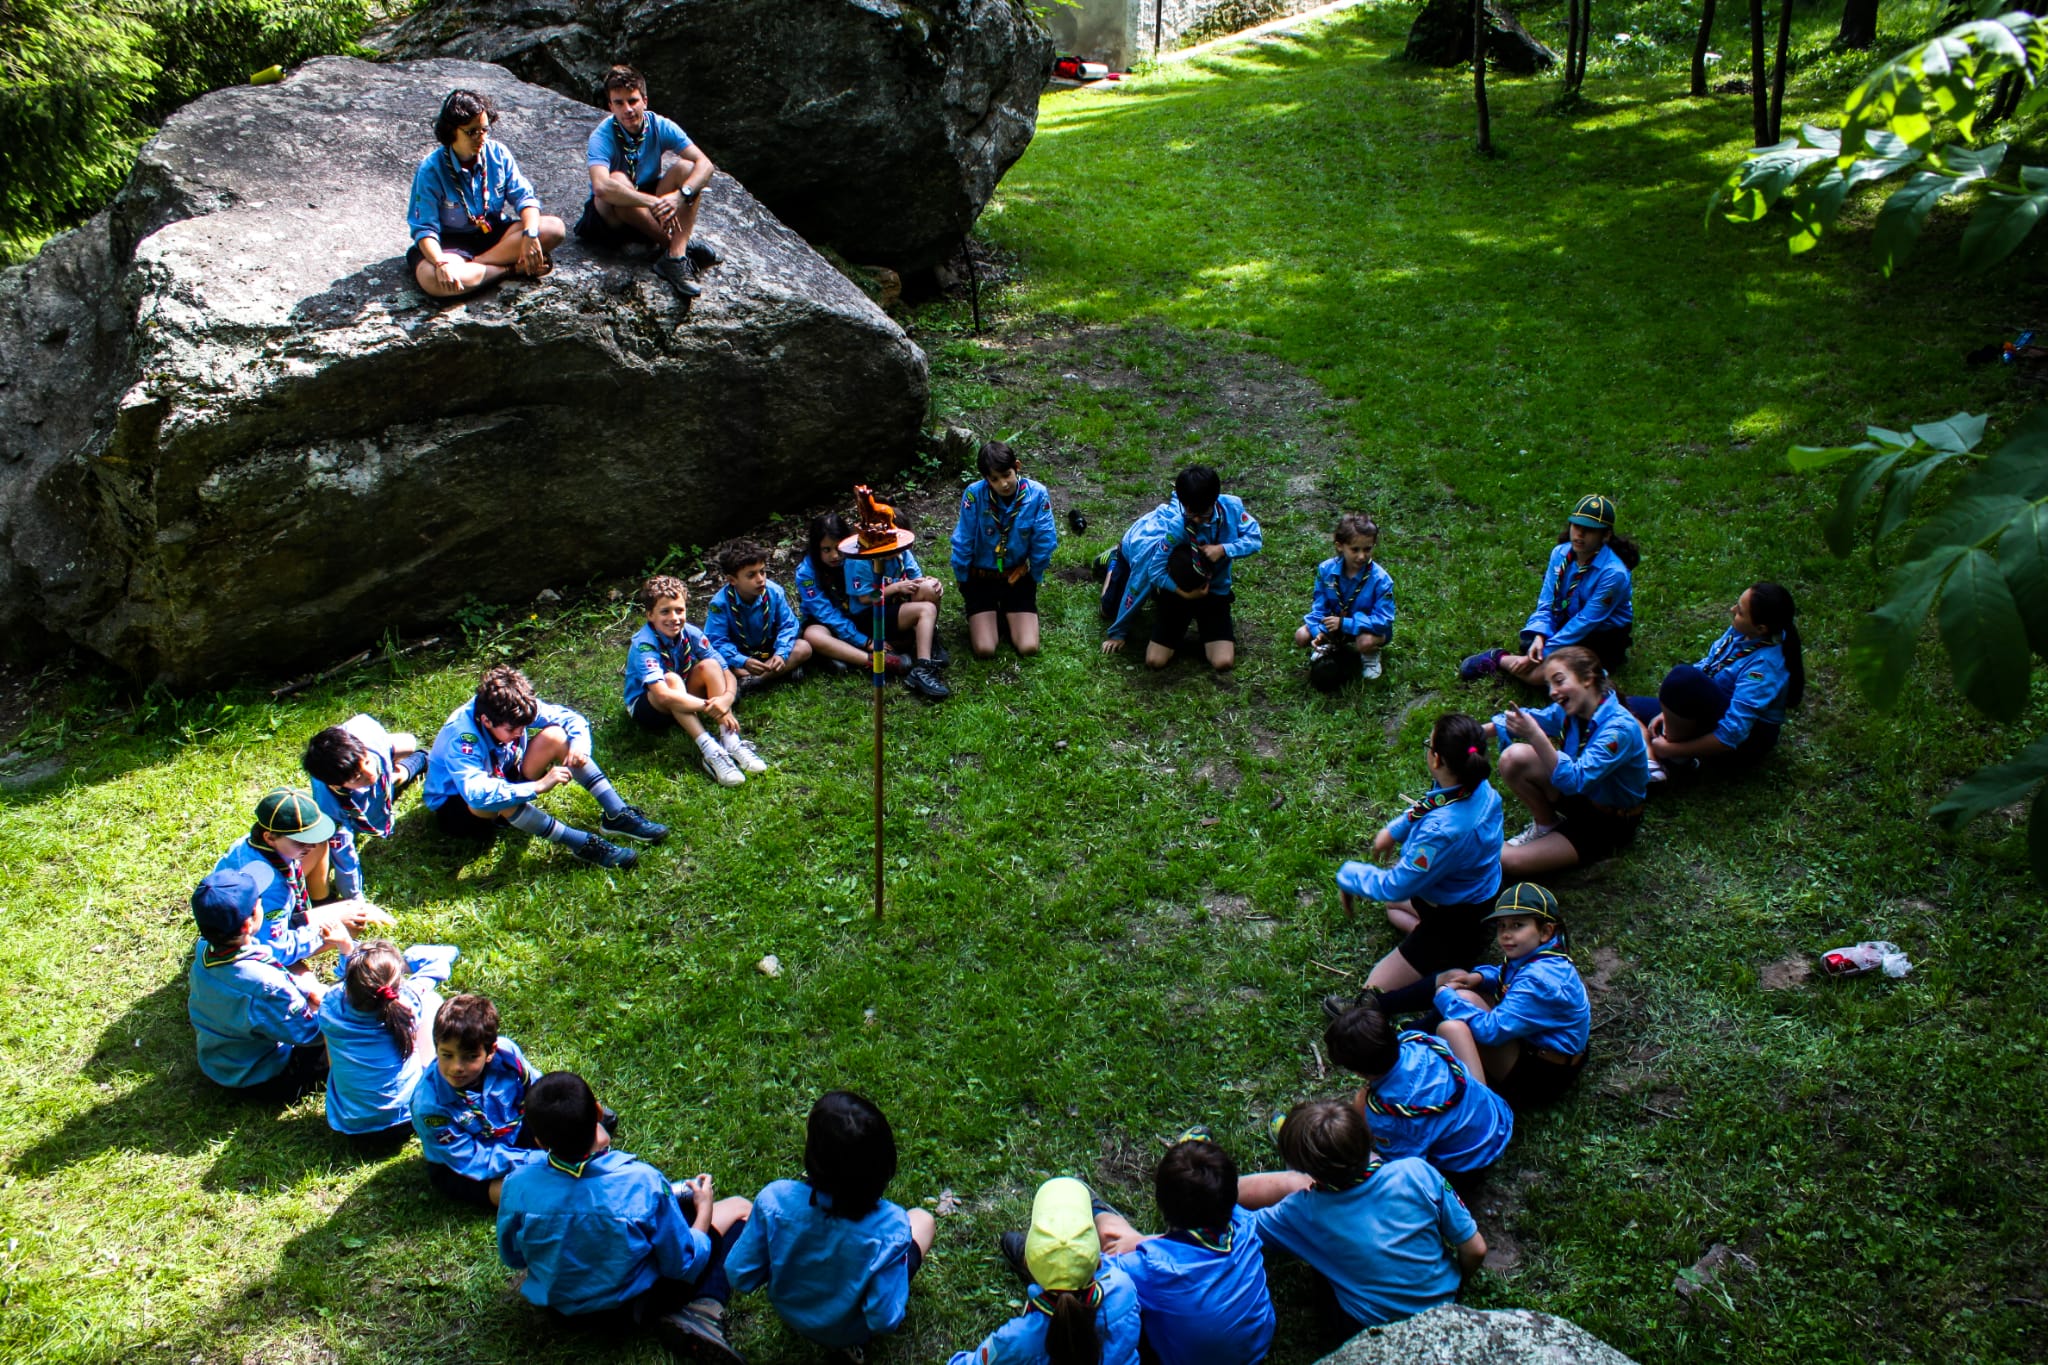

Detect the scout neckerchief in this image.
[1328,561,1372,621]
[987,480,1028,574]
[1699,629,1771,678]
[1028,1279,1106,1317]
[1366,1033,1469,1119]
[247,835,311,923]
[1403,783,1478,824]
[615,116,647,184]
[1312,1156,1385,1195]
[1169,1224,1235,1253]
[727,587,774,659]
[448,146,494,234]
[329,763,393,839]
[1500,936,1575,995]
[454,1062,524,1140]
[1549,547,1596,625]
[201,943,270,970]
[547,1153,592,1178]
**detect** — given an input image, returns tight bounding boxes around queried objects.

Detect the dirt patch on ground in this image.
[1192,759,1241,792]
[1095,1130,1153,1192]
[1583,946,1630,999]
[1759,955,1812,991]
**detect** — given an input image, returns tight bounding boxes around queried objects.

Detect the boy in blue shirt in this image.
[1297,512,1396,688]
[1241,1098,1485,1337]
[1325,1002,1513,1177]
[846,532,951,700]
[424,664,660,867]
[1099,465,1262,672]
[302,715,427,901]
[186,869,328,1101]
[577,64,723,300]
[1091,1134,1275,1364]
[499,1070,751,1361]
[1432,884,1592,1111]
[951,441,1058,659]
[210,788,393,971]
[705,539,812,698]
[625,573,761,787]
[412,993,546,1208]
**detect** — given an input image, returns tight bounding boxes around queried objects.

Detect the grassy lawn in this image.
[4,3,2047,1362]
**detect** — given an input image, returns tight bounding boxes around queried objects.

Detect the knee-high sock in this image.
[507,802,590,848]
[572,761,627,816]
[1374,978,1436,1017]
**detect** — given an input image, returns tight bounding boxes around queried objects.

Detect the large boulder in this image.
[381,0,1054,272]
[1405,0,1557,75]
[0,56,928,686]
[1320,1304,1637,1364]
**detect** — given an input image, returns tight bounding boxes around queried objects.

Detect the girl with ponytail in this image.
[1624,581,1805,779]
[317,939,457,1150]
[1323,712,1506,1023]
[947,1177,1141,1365]
[1494,645,1651,877]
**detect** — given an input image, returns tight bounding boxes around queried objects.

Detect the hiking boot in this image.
[725,735,769,774]
[884,651,911,675]
[928,642,952,669]
[701,743,746,787]
[685,238,723,269]
[1505,821,1554,848]
[572,836,639,870]
[1360,651,1384,681]
[1645,757,1669,784]
[904,663,951,699]
[1321,985,1385,1024]
[600,804,669,845]
[653,1301,744,1364]
[654,253,701,299]
[1170,1124,1215,1146]
[998,1230,1031,1284]
[1458,647,1505,681]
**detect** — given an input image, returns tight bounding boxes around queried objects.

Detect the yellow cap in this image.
[1024,1177,1099,1291]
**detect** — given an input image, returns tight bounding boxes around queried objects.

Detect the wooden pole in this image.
[872,592,886,920]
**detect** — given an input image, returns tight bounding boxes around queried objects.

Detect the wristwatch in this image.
[682,187,699,202]
[523,227,540,239]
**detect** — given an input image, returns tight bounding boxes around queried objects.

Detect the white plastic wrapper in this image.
[1820,941,1912,979]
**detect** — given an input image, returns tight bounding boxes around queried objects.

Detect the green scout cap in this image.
[1568,494,1616,530]
[1024,1177,1100,1292]
[1485,882,1560,923]
[255,787,336,845]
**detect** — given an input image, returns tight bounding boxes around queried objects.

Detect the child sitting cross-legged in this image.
[186,869,329,1102]
[1239,1099,1486,1339]
[498,1070,751,1362]
[411,992,547,1208]
[705,538,813,694]
[1324,1001,1513,1181]
[625,573,763,787]
[1429,883,1591,1111]
[318,939,458,1152]
[1090,1133,1275,1364]
[302,715,428,902]
[952,1176,1142,1365]
[726,1090,938,1354]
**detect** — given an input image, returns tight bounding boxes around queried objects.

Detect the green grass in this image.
[5,4,2048,1362]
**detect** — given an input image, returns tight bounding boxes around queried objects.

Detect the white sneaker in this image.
[1360,652,1383,680]
[1506,821,1556,847]
[725,734,768,774]
[699,742,745,787]
[1646,757,1668,784]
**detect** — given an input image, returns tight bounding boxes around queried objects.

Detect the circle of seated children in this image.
[1459,494,1639,686]
[405,90,567,300]
[1623,581,1806,785]
[1295,512,1395,691]
[1097,463,1264,673]
[574,65,724,301]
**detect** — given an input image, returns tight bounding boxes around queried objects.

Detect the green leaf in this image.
[1718,139,1838,223]
[1905,493,2032,559]
[1874,452,1958,546]
[1931,732,2048,829]
[1787,439,1879,473]
[1959,408,2048,499]
[1997,503,2048,651]
[2031,785,2048,885]
[1909,413,1988,454]
[1938,548,2033,720]
[1852,545,1967,709]
[1875,158,2000,274]
[1960,178,2048,272]
[1826,451,1906,555]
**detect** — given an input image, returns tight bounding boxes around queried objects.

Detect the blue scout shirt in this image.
[726,1179,917,1348]
[1106,495,1263,641]
[211,837,324,967]
[845,546,927,607]
[1336,782,1504,908]
[1106,1207,1274,1365]
[187,941,322,1087]
[1362,1032,1513,1173]
[705,582,802,666]
[1694,628,1793,747]
[622,619,720,713]
[1523,542,1633,646]
[1243,1157,1477,1329]
[1305,557,1396,639]
[310,713,399,901]
[423,696,591,814]
[950,477,1059,583]
[946,1260,1142,1365]
[499,1148,713,1316]
[796,553,870,648]
[1493,692,1649,811]
[412,1037,546,1183]
[405,141,539,244]
[317,945,456,1135]
[586,111,692,191]
[1435,936,1591,1058]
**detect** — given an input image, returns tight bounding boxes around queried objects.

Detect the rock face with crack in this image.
[0,57,927,684]
[1319,1303,1637,1364]
[382,0,1054,270]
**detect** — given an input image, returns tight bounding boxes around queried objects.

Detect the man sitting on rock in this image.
[576,64,723,300]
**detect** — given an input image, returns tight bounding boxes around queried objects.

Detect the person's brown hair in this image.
[1334,512,1378,544]
[1544,645,1611,697]
[1276,1097,1373,1186]
[434,89,495,147]
[639,575,687,614]
[602,65,647,98]
[716,540,769,579]
[474,665,538,729]
[344,941,418,1055]
[434,993,501,1054]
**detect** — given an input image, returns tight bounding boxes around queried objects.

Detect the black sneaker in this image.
[904,662,951,699]
[998,1230,1031,1285]
[1320,986,1384,1023]
[928,643,952,669]
[653,1302,744,1363]
[600,804,669,845]
[573,835,639,870]
[686,239,723,269]
[654,254,701,299]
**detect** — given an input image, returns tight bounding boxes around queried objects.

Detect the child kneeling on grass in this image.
[302,715,427,901]
[953,1175,1141,1365]
[1099,464,1262,673]
[319,940,457,1152]
[1430,883,1591,1111]
[626,573,764,788]
[412,992,547,1208]
[727,1090,937,1355]
[1240,1099,1486,1339]
[210,788,393,971]
[187,869,328,1102]
[1091,1133,1275,1364]
[705,539,813,693]
[499,1070,751,1362]
[1324,1003,1513,1181]
[951,440,1058,659]
[1297,513,1395,690]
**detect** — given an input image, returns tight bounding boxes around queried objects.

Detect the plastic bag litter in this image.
[1820,941,1912,979]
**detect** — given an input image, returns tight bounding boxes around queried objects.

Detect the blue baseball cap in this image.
[191,868,260,941]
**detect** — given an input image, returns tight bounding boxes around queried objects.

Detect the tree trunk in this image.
[1691,0,1718,96]
[1749,0,1771,146]
[1770,0,1793,142]
[1474,0,1493,152]
[1838,0,1879,49]
[1563,0,1581,94]
[1576,0,1593,87]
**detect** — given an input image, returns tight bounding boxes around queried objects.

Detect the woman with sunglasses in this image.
[406,90,566,299]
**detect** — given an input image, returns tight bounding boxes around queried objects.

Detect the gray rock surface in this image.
[382,0,1053,271]
[0,56,927,685]
[1320,1304,1637,1364]
[1404,0,1557,74]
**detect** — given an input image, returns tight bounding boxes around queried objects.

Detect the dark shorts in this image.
[345,1120,414,1156]
[880,598,915,643]
[1492,1044,1586,1110]
[406,218,512,277]
[432,797,505,842]
[907,1241,925,1280]
[1150,588,1235,651]
[631,694,675,733]
[574,196,651,250]
[1554,793,1642,865]
[1625,669,1781,769]
[562,1216,746,1325]
[1394,895,1497,977]
[1523,625,1633,674]
[961,571,1039,618]
[222,1043,329,1104]
[427,1159,499,1209]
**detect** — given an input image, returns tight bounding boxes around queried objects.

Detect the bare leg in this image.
[803,625,870,668]
[1384,899,1420,934]
[1237,1171,1315,1209]
[906,1206,937,1255]
[1500,830,1582,878]
[519,725,571,779]
[1206,640,1236,672]
[1498,744,1562,826]
[1007,612,1041,656]
[711,1195,753,1234]
[1436,1018,1485,1078]
[1144,642,1176,669]
[785,638,814,669]
[901,600,938,658]
[650,674,709,740]
[1294,626,1314,648]
[1094,1210,1147,1255]
[302,841,332,901]
[968,612,1000,658]
[1364,946,1422,994]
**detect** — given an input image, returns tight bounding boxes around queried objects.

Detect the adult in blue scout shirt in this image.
[406,89,566,300]
[625,573,757,786]
[412,993,546,1208]
[424,664,660,867]
[1493,645,1651,877]
[1099,464,1262,672]
[186,870,329,1101]
[576,65,724,300]
[211,789,392,971]
[1432,884,1592,1110]
[1625,582,1805,782]
[1296,512,1396,688]
[1325,713,1504,1023]
[796,514,897,675]
[949,1176,1141,1365]
[951,441,1059,659]
[846,532,951,700]
[1461,494,1639,683]
[704,539,812,693]
[499,1071,751,1362]
[302,716,427,902]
